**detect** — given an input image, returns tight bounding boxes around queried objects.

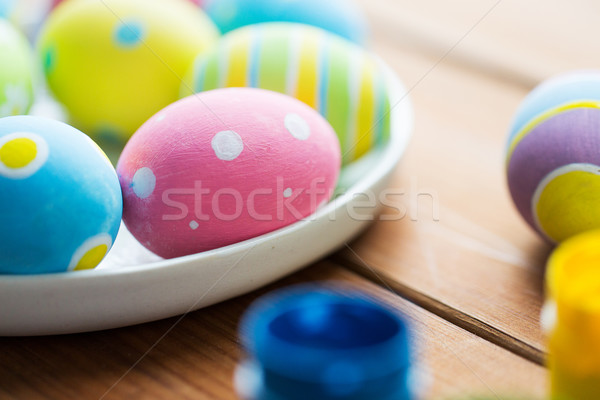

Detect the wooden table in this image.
[4,0,599,398]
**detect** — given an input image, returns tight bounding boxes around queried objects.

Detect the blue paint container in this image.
[236,285,414,400]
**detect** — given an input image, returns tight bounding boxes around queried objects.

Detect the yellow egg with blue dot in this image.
[0,19,34,118]
[0,116,122,274]
[38,0,219,142]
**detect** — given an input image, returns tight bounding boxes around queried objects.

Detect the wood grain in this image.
[335,253,545,366]
[0,263,546,400]
[333,25,553,360]
[356,0,600,88]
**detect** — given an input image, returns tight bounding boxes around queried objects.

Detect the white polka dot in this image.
[283,188,293,198]
[0,132,49,179]
[212,130,244,161]
[189,220,199,230]
[132,167,156,199]
[285,113,311,140]
[156,113,166,122]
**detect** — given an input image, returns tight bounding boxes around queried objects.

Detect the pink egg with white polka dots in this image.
[117,88,341,258]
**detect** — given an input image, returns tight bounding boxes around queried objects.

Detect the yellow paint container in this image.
[545,229,600,399]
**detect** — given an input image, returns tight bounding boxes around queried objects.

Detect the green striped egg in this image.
[181,22,391,165]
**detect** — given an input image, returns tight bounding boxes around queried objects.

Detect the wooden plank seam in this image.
[330,252,546,367]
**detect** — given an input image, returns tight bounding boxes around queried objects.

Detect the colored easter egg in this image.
[0,19,34,118]
[0,0,15,18]
[38,0,219,142]
[506,71,600,243]
[182,23,390,165]
[0,116,122,274]
[51,0,203,10]
[117,88,341,258]
[203,0,368,44]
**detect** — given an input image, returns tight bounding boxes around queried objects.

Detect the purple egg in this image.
[507,105,600,243]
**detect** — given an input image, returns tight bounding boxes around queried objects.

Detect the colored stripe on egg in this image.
[295,29,321,109]
[318,36,330,117]
[345,47,362,163]
[506,101,600,165]
[248,27,262,87]
[257,29,289,93]
[325,39,351,159]
[355,56,378,160]
[202,52,220,92]
[226,30,252,87]
[532,163,600,243]
[379,78,392,147]
[285,27,303,97]
[191,57,207,94]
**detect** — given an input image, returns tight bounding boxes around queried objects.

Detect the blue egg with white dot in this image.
[0,116,122,274]
[204,0,369,44]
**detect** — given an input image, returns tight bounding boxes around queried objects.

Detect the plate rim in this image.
[0,61,413,285]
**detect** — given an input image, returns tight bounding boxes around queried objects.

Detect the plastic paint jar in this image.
[236,285,414,400]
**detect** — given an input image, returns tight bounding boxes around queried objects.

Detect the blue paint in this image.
[0,116,122,274]
[238,285,414,400]
[193,58,207,93]
[248,27,262,88]
[205,0,368,45]
[318,37,330,117]
[114,20,145,47]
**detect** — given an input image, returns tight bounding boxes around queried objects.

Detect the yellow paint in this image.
[536,169,600,242]
[0,138,37,169]
[294,30,320,109]
[225,34,251,87]
[74,244,108,271]
[354,57,376,160]
[549,237,600,311]
[546,230,600,399]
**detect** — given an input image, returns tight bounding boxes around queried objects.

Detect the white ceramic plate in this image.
[0,64,413,336]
